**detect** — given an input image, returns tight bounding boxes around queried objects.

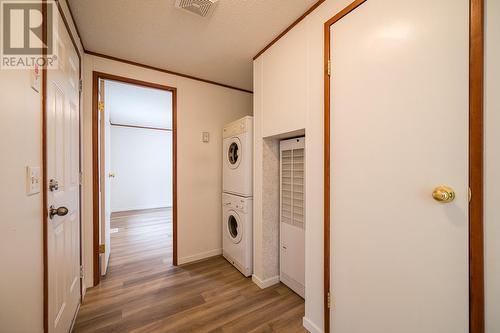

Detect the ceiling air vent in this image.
[175,0,218,18]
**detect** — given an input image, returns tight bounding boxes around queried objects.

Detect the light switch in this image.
[202,132,210,143]
[26,166,41,195]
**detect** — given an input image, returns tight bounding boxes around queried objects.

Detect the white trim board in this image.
[110,205,172,214]
[303,316,323,333]
[252,274,280,289]
[178,248,222,265]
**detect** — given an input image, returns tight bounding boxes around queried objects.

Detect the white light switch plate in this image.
[202,132,210,143]
[26,166,41,195]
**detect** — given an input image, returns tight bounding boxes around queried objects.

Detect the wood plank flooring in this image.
[74,208,306,333]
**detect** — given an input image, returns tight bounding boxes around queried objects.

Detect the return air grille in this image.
[175,0,218,17]
[280,138,305,230]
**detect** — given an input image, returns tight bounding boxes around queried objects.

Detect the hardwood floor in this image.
[74,208,306,333]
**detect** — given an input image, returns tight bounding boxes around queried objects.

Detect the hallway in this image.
[73,209,306,333]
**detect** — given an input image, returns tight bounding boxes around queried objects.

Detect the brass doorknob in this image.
[432,185,455,203]
[49,205,69,219]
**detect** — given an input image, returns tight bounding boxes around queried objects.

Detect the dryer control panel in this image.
[223,116,253,138]
[222,193,252,213]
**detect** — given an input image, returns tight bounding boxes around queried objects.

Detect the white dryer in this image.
[222,193,253,277]
[223,116,253,197]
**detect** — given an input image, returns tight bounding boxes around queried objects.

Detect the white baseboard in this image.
[178,248,222,265]
[303,317,323,333]
[111,205,172,214]
[252,274,280,289]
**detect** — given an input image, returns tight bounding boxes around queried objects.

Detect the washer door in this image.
[227,137,242,169]
[226,211,243,244]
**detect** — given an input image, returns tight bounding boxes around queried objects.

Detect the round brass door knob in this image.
[49,205,69,219]
[432,185,455,203]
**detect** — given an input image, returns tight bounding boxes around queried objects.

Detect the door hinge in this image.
[327,60,332,76]
[327,290,335,309]
[468,187,472,203]
[79,172,83,185]
[99,244,106,254]
[98,101,104,113]
[80,265,84,279]
[79,79,83,93]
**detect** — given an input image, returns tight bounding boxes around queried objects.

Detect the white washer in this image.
[223,116,253,197]
[222,193,253,277]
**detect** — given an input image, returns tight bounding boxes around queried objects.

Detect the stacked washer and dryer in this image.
[222,116,253,277]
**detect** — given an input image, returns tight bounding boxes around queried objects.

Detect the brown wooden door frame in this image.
[91,71,178,286]
[323,1,484,332]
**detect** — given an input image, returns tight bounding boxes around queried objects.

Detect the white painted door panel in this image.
[99,80,111,275]
[47,9,81,333]
[104,97,111,275]
[280,223,305,297]
[329,0,469,332]
[280,138,306,298]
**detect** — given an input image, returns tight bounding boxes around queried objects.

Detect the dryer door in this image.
[226,137,242,169]
[226,210,243,244]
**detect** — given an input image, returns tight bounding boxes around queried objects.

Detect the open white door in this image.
[329,0,469,332]
[47,9,81,333]
[98,79,111,275]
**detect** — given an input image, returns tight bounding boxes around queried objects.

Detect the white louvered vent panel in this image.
[281,150,293,225]
[292,148,305,229]
[175,0,218,18]
[280,141,305,230]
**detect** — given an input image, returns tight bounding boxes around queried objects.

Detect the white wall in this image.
[82,54,253,286]
[254,1,356,331]
[110,126,173,212]
[0,68,44,333]
[255,1,498,332]
[106,79,173,128]
[485,0,500,331]
[105,79,173,213]
[0,1,84,331]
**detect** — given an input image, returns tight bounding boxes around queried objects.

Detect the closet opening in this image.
[91,72,177,286]
[260,130,306,301]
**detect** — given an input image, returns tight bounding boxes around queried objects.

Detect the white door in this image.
[98,79,111,275]
[47,9,81,333]
[280,138,305,298]
[329,0,469,332]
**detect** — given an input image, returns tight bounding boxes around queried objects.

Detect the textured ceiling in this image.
[68,0,318,91]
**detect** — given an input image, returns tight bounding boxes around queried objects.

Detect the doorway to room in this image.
[92,72,177,285]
